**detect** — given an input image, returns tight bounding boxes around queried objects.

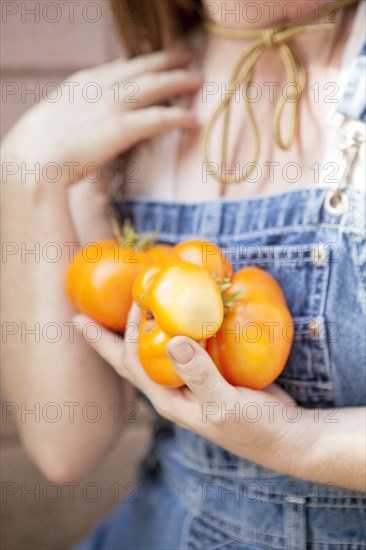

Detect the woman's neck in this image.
[201,3,356,84]
[203,0,338,29]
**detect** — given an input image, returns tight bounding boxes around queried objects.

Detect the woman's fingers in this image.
[125,69,202,110]
[73,314,126,377]
[72,308,142,379]
[129,48,196,76]
[121,106,199,149]
[124,302,141,360]
[166,337,234,404]
[72,310,169,397]
[94,49,196,86]
[72,311,235,426]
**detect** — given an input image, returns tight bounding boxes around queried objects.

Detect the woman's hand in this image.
[3,49,201,186]
[73,305,303,474]
[75,303,366,492]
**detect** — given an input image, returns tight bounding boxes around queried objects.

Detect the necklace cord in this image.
[201,0,360,195]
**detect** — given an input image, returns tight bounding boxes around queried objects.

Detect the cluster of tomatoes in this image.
[65,223,294,390]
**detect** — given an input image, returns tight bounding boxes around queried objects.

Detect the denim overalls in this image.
[73,40,366,550]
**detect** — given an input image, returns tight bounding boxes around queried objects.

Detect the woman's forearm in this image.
[288,406,366,492]
[206,401,366,492]
[1,152,130,482]
[234,401,365,492]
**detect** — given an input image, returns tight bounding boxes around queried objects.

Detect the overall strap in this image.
[336,41,366,122]
[324,37,365,216]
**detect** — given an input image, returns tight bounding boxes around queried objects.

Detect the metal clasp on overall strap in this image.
[324,110,365,216]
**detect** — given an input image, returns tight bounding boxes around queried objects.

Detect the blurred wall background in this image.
[1,2,152,548]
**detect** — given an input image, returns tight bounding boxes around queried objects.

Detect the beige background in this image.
[1,2,152,548]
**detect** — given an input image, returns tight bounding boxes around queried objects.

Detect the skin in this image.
[175,0,356,200]
[206,0,333,28]
[2,1,365,491]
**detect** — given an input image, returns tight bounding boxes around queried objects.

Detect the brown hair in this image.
[107,0,203,206]
[110,0,202,58]
[111,0,357,59]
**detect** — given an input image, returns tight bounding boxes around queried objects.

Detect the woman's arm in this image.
[295,406,365,491]
[1,166,132,483]
[1,50,201,482]
[74,309,366,492]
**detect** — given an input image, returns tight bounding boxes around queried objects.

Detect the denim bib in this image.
[73,38,366,550]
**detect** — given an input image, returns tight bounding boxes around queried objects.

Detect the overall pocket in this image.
[305,493,366,549]
[228,240,335,408]
[181,512,285,550]
[177,473,305,550]
[178,474,366,550]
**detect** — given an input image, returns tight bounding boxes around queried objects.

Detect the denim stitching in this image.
[161,464,285,546]
[154,225,365,242]
[347,235,366,316]
[179,511,194,550]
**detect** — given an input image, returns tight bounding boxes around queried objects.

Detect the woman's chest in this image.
[173,59,341,201]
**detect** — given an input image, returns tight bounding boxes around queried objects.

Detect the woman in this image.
[2,0,365,548]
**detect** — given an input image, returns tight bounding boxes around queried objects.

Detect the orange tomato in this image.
[145,244,176,264]
[173,240,233,281]
[132,251,186,309]
[208,267,294,389]
[65,240,148,331]
[205,333,225,376]
[138,313,185,387]
[135,252,226,386]
[147,263,224,340]
[132,265,162,310]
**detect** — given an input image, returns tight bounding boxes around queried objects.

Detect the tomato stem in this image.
[111,218,158,250]
[222,291,244,307]
[218,277,244,311]
[111,218,125,247]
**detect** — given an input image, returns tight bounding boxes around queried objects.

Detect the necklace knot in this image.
[262,27,278,49]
